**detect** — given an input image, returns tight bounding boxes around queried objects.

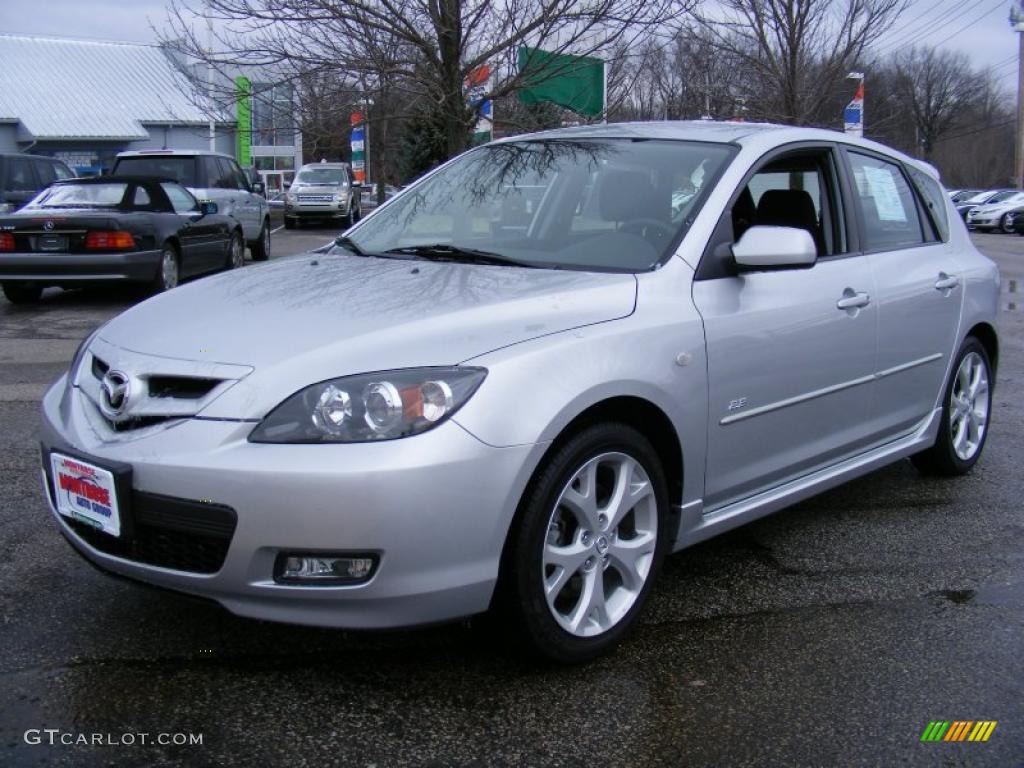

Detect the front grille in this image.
[298,194,334,203]
[147,376,219,399]
[64,491,237,574]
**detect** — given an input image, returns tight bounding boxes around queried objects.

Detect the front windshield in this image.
[295,167,347,186]
[26,183,127,208]
[986,191,1017,203]
[343,139,735,272]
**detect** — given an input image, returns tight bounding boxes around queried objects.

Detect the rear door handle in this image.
[837,291,871,310]
[935,273,961,291]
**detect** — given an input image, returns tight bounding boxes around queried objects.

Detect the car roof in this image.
[115,149,234,159]
[298,162,349,169]
[492,120,940,180]
[53,175,177,185]
[0,152,67,160]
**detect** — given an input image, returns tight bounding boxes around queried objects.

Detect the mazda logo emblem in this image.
[44,220,55,231]
[100,370,130,416]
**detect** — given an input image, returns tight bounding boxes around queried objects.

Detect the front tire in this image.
[2,281,43,304]
[1001,214,1015,234]
[499,423,670,663]
[911,337,992,476]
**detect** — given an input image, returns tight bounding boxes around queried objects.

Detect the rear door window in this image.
[53,161,75,180]
[847,152,926,252]
[5,157,36,190]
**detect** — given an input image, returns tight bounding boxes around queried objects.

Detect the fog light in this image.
[275,553,377,584]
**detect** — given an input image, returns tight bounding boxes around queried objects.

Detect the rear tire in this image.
[225,230,244,270]
[1001,214,1014,234]
[250,220,271,261]
[911,337,992,476]
[1,281,42,304]
[496,422,670,663]
[151,244,179,294]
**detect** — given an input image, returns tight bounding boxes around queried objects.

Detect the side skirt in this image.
[671,407,942,552]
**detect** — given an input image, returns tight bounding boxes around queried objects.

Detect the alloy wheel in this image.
[230,234,244,268]
[542,452,657,637]
[160,249,179,290]
[949,351,989,461]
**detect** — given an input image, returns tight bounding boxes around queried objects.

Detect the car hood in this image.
[976,203,1019,214]
[96,252,637,418]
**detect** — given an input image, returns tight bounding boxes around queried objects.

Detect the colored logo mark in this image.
[920,721,997,742]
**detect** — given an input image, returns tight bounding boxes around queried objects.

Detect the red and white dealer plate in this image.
[50,452,121,538]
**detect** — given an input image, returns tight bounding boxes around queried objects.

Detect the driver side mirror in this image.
[732,225,816,269]
[251,181,265,196]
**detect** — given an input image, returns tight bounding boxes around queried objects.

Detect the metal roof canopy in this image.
[0,34,229,141]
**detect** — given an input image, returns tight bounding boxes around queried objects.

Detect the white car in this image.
[964,190,1024,232]
[112,150,272,260]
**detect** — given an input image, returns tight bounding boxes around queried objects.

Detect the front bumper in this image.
[966,215,998,228]
[285,201,351,218]
[39,377,544,628]
[0,249,162,283]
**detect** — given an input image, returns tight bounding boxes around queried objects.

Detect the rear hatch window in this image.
[114,156,198,187]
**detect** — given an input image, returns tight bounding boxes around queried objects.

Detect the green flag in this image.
[517,47,605,118]
[235,77,251,166]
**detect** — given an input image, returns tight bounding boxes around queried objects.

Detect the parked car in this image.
[284,161,361,228]
[0,176,238,303]
[361,183,401,210]
[39,123,998,663]
[949,188,982,202]
[955,189,1012,222]
[111,150,271,261]
[0,153,75,213]
[964,190,1024,232]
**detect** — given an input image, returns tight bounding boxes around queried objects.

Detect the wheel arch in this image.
[966,321,999,376]
[491,394,685,609]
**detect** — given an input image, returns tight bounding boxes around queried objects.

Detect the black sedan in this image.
[0,176,241,304]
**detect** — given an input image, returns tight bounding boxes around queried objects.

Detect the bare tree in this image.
[161,0,682,165]
[888,46,974,161]
[693,0,909,125]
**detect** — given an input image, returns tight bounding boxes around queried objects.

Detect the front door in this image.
[693,146,879,510]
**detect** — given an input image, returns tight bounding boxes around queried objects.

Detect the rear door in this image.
[693,144,879,510]
[842,149,964,439]
[161,182,223,274]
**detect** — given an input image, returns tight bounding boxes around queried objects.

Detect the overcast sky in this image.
[0,0,1020,94]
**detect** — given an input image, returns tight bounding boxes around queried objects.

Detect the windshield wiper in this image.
[384,243,538,268]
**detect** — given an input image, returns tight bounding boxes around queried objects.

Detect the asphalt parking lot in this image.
[0,229,1021,767]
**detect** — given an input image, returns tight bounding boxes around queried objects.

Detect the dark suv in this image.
[0,154,76,213]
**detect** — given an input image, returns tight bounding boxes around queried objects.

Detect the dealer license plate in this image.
[50,452,121,537]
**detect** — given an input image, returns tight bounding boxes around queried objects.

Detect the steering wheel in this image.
[621,218,675,246]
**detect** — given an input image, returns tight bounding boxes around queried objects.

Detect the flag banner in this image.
[350,112,366,183]
[517,47,604,118]
[466,64,493,144]
[235,77,251,166]
[844,81,864,137]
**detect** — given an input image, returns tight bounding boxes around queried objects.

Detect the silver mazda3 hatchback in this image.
[40,122,999,662]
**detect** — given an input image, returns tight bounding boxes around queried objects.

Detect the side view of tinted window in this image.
[207,157,232,189]
[224,159,250,191]
[907,166,950,242]
[847,152,925,252]
[34,159,57,186]
[5,157,36,190]
[52,161,74,181]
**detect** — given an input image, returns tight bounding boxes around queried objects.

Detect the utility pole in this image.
[1012,2,1024,188]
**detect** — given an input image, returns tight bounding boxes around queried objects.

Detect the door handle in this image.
[836,291,871,310]
[935,273,961,292]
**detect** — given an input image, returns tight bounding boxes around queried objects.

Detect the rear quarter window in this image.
[907,167,950,242]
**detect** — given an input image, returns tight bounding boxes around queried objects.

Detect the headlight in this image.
[0,203,10,213]
[286,192,296,203]
[248,367,487,443]
[333,192,346,202]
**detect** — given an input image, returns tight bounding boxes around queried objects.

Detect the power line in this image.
[928,0,1009,50]
[875,0,960,53]
[876,0,981,55]
[934,117,1015,145]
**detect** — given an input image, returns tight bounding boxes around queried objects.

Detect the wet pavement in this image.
[1,231,1022,766]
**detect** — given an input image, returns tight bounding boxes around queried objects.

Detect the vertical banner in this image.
[466,64,493,145]
[844,75,864,138]
[350,111,366,184]
[235,76,251,165]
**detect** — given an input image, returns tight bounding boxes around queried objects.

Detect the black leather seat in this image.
[755,189,825,255]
